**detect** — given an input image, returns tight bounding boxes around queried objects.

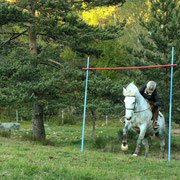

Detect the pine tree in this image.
[130,0,180,123]
[0,0,126,138]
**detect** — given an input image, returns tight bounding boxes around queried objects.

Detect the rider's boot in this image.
[153,108,159,129]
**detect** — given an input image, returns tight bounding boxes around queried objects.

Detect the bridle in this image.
[124,96,150,113]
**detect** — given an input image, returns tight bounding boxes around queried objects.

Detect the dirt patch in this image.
[171,129,180,136]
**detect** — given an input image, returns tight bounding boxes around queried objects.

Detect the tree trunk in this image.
[32,100,45,139]
[29,26,37,55]
[28,5,37,56]
[113,12,117,26]
[92,117,96,140]
[28,4,45,139]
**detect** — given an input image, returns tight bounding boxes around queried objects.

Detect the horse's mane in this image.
[123,82,139,96]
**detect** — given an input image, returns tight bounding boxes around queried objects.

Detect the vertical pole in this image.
[168,47,174,162]
[62,110,64,125]
[16,109,19,122]
[106,115,108,126]
[81,56,89,152]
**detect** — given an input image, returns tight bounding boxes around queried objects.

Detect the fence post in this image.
[81,56,89,152]
[16,109,19,122]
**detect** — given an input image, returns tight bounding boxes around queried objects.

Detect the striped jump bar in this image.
[83,64,177,70]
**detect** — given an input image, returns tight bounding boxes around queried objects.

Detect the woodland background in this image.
[0,0,179,139]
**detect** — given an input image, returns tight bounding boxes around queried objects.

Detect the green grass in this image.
[0,121,179,179]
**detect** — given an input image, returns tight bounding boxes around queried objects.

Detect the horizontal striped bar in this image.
[83,64,177,70]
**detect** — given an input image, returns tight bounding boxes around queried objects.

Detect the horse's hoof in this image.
[121,144,128,151]
[132,154,138,156]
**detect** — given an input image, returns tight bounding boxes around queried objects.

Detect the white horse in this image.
[121,82,166,158]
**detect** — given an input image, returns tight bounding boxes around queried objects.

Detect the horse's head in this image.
[123,82,138,120]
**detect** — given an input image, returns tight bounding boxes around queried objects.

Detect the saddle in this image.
[147,101,160,129]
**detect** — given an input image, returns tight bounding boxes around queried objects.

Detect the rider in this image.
[139,81,163,128]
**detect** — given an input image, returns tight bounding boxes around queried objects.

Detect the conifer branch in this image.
[40,62,61,70]
[0,30,27,46]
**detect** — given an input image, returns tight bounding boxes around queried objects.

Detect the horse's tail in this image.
[158,112,167,136]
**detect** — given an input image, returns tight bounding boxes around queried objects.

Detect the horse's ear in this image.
[130,81,135,86]
[123,88,127,96]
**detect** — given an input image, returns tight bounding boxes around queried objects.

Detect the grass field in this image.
[0,120,179,179]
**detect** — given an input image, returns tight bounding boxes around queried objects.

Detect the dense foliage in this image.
[0,0,179,140]
[129,0,180,123]
[0,0,126,138]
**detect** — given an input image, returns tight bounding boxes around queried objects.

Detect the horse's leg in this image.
[121,124,130,151]
[159,135,166,159]
[133,126,147,156]
[142,138,149,158]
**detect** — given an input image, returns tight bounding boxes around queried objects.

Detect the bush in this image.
[93,136,108,149]
[62,113,76,125]
[0,130,11,138]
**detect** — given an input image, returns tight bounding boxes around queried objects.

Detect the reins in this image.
[134,107,150,113]
[125,107,150,113]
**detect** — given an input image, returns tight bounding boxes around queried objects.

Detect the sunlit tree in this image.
[0,0,126,138]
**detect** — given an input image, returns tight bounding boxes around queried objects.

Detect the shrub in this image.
[93,136,108,149]
[0,130,11,138]
[63,113,76,125]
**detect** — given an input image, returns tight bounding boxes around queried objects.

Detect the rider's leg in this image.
[153,107,159,128]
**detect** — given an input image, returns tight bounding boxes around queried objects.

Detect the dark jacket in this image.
[139,85,163,107]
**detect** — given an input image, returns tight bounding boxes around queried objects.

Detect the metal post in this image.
[168,47,174,162]
[81,57,89,152]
